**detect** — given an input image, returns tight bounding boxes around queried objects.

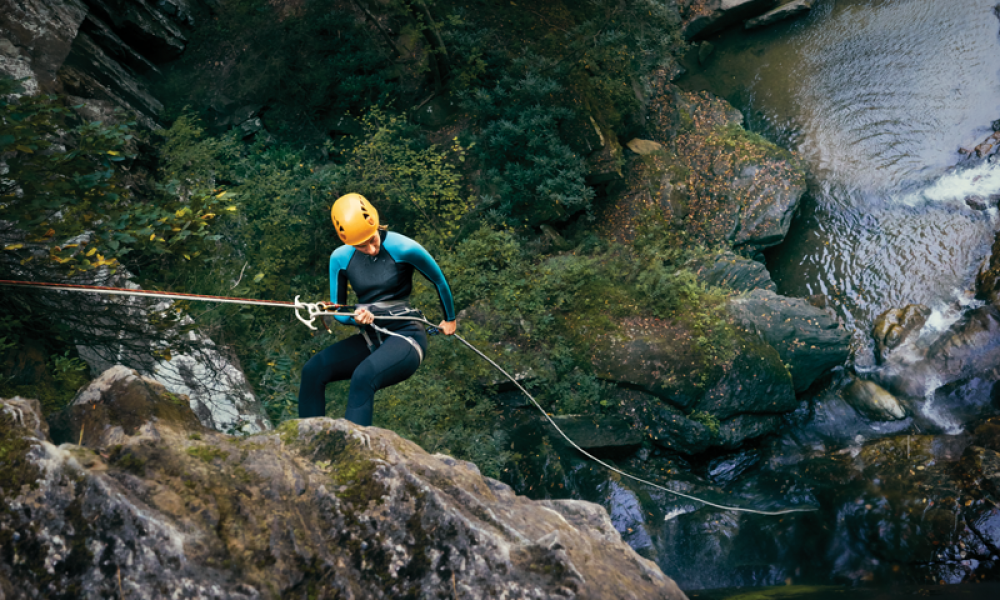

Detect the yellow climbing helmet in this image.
[331,193,380,245]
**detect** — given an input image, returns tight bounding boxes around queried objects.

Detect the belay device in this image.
[0,279,816,516]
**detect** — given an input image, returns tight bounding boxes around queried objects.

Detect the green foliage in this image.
[441,0,683,227]
[332,106,473,249]
[0,78,227,278]
[51,349,89,390]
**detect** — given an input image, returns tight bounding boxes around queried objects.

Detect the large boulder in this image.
[0,369,688,599]
[727,289,851,392]
[600,80,806,255]
[591,317,796,453]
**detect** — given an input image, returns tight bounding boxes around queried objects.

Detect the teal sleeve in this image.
[386,233,457,321]
[329,246,356,326]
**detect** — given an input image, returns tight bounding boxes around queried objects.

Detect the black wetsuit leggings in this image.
[297,326,427,426]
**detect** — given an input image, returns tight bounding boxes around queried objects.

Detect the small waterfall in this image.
[918,374,964,434]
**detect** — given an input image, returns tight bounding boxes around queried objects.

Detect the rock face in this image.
[727,289,851,392]
[0,368,687,600]
[0,0,208,124]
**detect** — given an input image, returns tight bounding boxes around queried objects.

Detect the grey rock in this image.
[0,0,88,92]
[882,306,1000,400]
[745,0,813,30]
[0,376,687,600]
[843,374,907,421]
[58,31,163,125]
[966,194,989,210]
[687,251,776,293]
[727,289,851,392]
[82,0,190,61]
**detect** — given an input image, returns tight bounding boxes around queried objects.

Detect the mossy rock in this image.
[47,366,206,447]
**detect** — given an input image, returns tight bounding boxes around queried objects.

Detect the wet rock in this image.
[871,304,931,364]
[882,306,1000,401]
[966,194,989,210]
[972,416,1000,452]
[687,251,776,293]
[727,289,851,392]
[842,374,907,421]
[0,377,687,600]
[745,0,813,30]
[977,229,1000,308]
[626,138,665,155]
[683,0,781,40]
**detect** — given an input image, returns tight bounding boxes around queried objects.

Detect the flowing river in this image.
[679,0,1000,356]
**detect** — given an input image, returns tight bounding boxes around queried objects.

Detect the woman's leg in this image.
[344,335,423,426]
[297,335,370,418]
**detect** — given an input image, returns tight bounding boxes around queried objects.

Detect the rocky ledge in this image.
[0,366,687,600]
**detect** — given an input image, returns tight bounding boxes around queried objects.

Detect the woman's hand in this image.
[438,320,457,336]
[354,307,375,325]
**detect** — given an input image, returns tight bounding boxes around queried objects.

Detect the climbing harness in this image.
[1,279,816,516]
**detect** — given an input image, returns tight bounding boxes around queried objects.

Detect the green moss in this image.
[0,409,41,502]
[186,444,228,464]
[188,432,202,441]
[687,410,721,437]
[707,122,799,166]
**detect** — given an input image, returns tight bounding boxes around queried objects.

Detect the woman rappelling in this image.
[296,193,458,425]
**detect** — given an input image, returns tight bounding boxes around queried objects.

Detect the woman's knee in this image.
[300,355,327,385]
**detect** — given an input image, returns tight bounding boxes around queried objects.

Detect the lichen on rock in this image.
[0,367,688,599]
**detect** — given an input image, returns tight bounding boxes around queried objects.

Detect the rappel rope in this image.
[0,279,816,516]
[337,312,817,517]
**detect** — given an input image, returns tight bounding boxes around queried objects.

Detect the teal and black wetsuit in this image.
[297,230,456,425]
